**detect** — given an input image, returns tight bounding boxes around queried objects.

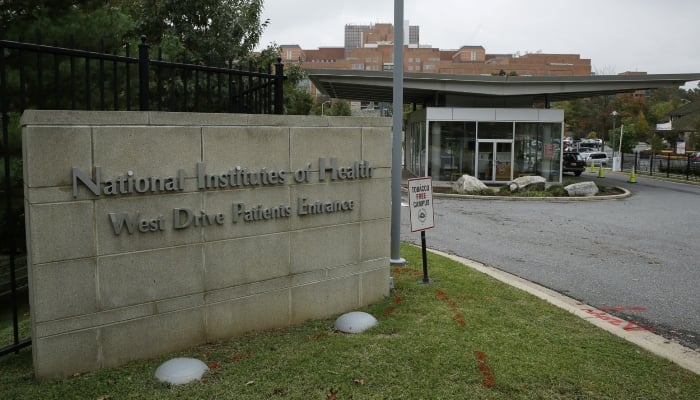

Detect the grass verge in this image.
[1,243,698,399]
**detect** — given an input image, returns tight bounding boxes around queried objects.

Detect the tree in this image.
[649,101,676,125]
[633,111,650,143]
[328,100,351,116]
[122,0,268,64]
[1,1,135,50]
[649,133,665,152]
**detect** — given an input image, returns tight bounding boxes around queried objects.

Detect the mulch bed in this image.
[428,184,625,197]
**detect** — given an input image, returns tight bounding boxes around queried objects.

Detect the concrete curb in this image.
[427,248,700,375]
[432,186,631,201]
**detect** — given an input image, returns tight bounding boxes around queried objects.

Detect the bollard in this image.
[598,165,605,178]
[629,167,636,183]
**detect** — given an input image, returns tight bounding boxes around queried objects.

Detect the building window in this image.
[424,64,435,71]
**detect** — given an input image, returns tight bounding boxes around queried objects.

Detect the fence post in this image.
[666,153,671,178]
[274,58,284,115]
[650,153,654,176]
[138,35,149,111]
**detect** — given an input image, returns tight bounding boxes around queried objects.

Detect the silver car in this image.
[585,152,609,166]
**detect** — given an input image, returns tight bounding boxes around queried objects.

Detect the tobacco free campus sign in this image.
[407,177,434,232]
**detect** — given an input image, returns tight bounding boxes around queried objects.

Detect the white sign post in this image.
[408,177,435,283]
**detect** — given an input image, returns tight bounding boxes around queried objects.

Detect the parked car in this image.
[563,152,586,176]
[633,142,651,153]
[585,151,609,167]
[578,149,596,160]
[580,138,602,148]
[690,152,700,166]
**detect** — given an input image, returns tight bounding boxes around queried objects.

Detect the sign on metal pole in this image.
[408,177,434,233]
[407,177,434,283]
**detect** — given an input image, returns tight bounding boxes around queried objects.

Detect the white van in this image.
[585,152,609,166]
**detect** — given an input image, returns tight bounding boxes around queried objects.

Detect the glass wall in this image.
[513,122,562,178]
[540,123,563,180]
[514,123,539,176]
[405,108,564,183]
[405,119,426,175]
[427,121,476,180]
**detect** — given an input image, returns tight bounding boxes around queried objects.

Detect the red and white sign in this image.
[408,177,435,232]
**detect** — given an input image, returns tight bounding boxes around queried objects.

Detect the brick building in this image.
[279,22,591,78]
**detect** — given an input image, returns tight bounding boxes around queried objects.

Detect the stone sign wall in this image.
[21,110,392,378]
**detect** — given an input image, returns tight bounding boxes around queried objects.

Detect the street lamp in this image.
[321,100,331,116]
[610,110,618,158]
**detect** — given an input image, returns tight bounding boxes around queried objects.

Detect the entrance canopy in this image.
[308,70,700,107]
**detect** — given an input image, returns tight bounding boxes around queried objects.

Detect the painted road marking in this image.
[581,308,654,332]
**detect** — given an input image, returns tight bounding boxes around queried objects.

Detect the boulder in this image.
[452,174,488,194]
[508,175,546,192]
[564,181,599,197]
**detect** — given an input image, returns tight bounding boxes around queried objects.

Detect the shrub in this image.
[546,184,568,197]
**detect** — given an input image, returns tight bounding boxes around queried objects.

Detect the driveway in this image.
[400,172,700,350]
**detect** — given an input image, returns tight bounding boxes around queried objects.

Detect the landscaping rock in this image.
[452,174,488,194]
[508,175,546,192]
[564,181,599,197]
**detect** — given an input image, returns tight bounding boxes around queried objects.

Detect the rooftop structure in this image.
[308,70,700,108]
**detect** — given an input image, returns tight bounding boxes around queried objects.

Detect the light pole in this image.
[321,100,331,116]
[610,110,618,158]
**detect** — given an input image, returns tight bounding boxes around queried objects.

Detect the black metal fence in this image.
[621,152,700,182]
[0,35,284,356]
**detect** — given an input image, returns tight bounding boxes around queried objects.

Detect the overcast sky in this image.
[258,0,699,87]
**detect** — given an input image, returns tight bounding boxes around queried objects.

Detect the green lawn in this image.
[1,243,698,399]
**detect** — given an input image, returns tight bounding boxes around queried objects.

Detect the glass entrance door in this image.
[477,140,513,182]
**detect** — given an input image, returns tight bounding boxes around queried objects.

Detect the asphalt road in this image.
[400,171,700,350]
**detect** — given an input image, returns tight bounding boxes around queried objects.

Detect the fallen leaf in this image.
[327,389,338,400]
[245,381,255,386]
[353,378,365,385]
[96,396,110,400]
